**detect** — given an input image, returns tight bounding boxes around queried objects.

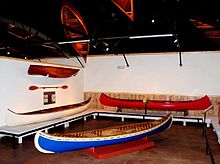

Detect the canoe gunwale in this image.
[36,113,172,141]
[8,97,91,115]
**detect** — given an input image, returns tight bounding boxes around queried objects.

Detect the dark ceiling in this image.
[0,0,220,61]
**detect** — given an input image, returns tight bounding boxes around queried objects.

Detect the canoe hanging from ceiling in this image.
[189,19,220,45]
[6,97,91,126]
[112,0,134,21]
[99,93,212,111]
[27,65,80,78]
[34,113,172,153]
[60,0,90,62]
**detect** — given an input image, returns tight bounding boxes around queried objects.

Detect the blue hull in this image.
[35,114,172,153]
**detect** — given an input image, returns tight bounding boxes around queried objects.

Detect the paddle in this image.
[29,85,68,90]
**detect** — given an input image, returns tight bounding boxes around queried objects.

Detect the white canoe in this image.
[5,98,91,126]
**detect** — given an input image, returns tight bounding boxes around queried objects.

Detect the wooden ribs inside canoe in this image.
[112,0,134,21]
[61,0,90,62]
[53,113,172,138]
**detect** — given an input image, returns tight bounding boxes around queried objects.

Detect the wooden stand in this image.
[84,137,155,159]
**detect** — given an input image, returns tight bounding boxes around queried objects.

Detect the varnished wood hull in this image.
[28,65,80,78]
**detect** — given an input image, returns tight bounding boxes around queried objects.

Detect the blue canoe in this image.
[34,113,173,153]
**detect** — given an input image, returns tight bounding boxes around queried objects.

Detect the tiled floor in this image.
[0,117,219,164]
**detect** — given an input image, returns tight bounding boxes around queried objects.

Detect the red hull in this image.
[99,93,212,111]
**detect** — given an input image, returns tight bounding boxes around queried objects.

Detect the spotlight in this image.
[92,43,97,48]
[174,39,178,43]
[102,42,110,52]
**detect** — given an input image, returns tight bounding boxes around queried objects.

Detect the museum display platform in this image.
[1,116,219,163]
[0,108,213,148]
[210,116,220,144]
[84,137,155,159]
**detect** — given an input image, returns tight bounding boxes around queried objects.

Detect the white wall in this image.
[0,57,84,126]
[84,51,220,96]
[1,51,220,126]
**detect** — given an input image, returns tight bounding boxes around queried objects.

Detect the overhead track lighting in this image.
[42,33,174,45]
[40,33,182,67]
[57,39,90,45]
[129,34,173,39]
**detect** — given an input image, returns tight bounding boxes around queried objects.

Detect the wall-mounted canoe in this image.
[34,113,172,153]
[99,93,212,111]
[6,98,91,126]
[27,65,80,78]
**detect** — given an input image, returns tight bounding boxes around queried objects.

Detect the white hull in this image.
[5,99,91,126]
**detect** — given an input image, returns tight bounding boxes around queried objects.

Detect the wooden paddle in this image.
[29,85,68,90]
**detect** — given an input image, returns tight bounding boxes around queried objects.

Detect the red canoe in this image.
[99,93,212,111]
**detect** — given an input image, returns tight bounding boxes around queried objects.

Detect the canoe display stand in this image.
[0,108,212,148]
[84,137,155,159]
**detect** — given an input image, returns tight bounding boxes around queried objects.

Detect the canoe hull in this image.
[99,93,212,111]
[28,65,80,78]
[34,113,172,153]
[6,98,91,126]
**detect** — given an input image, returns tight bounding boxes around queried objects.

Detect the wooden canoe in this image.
[99,93,212,111]
[112,0,134,21]
[34,113,173,153]
[6,98,91,126]
[27,65,80,78]
[61,0,90,62]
